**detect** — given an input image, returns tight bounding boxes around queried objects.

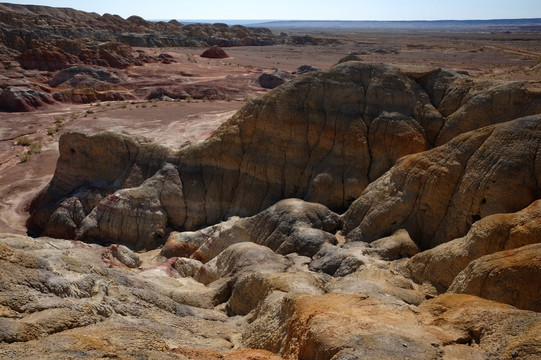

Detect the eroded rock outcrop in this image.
[27,62,445,244]
[163,199,340,262]
[200,45,229,59]
[448,243,541,312]
[342,115,541,250]
[400,200,541,292]
[27,62,541,250]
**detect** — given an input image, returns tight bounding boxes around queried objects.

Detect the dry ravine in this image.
[1,61,541,359]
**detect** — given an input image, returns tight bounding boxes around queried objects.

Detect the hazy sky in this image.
[2,0,540,21]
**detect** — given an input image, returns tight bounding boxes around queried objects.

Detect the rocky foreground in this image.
[1,62,541,359]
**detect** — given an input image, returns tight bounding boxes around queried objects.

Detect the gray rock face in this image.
[258,70,295,89]
[48,66,125,87]
[163,198,340,262]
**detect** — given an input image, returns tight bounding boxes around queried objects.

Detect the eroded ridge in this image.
[27,62,541,252]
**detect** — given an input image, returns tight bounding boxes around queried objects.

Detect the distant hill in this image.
[250,18,541,32]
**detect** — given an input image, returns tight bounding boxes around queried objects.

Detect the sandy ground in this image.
[2,29,541,234]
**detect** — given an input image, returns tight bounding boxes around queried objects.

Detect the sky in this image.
[1,0,540,21]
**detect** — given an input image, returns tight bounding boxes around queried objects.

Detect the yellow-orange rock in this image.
[400,200,541,292]
[342,115,541,250]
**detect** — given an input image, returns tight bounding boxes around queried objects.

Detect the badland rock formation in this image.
[201,45,230,59]
[2,59,541,358]
[27,62,541,245]
[0,3,285,111]
[258,70,295,89]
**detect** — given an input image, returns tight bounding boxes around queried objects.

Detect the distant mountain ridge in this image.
[0,2,280,51]
[249,18,541,31]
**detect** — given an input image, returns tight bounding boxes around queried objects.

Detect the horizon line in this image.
[155,17,541,23]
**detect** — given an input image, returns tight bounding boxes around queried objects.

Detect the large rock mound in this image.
[27,62,541,251]
[342,115,541,250]
[400,200,541,292]
[200,45,229,59]
[162,198,340,262]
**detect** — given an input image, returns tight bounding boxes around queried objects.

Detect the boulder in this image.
[258,69,294,89]
[309,243,370,277]
[364,229,420,260]
[200,45,229,58]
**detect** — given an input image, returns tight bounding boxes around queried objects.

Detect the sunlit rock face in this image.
[10,58,541,359]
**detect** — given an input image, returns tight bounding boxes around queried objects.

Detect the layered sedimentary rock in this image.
[342,115,541,250]
[2,232,540,359]
[401,200,541,292]
[0,3,280,53]
[27,62,541,251]
[162,199,340,262]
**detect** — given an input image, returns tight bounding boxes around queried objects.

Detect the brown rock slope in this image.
[448,243,541,312]
[401,200,541,292]
[342,115,541,250]
[27,62,541,250]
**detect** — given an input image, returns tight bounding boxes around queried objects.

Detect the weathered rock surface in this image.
[343,115,541,250]
[3,228,539,359]
[200,45,230,59]
[400,200,541,292]
[244,292,541,359]
[258,69,295,89]
[0,234,244,358]
[27,62,541,250]
[448,243,541,312]
[163,199,340,262]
